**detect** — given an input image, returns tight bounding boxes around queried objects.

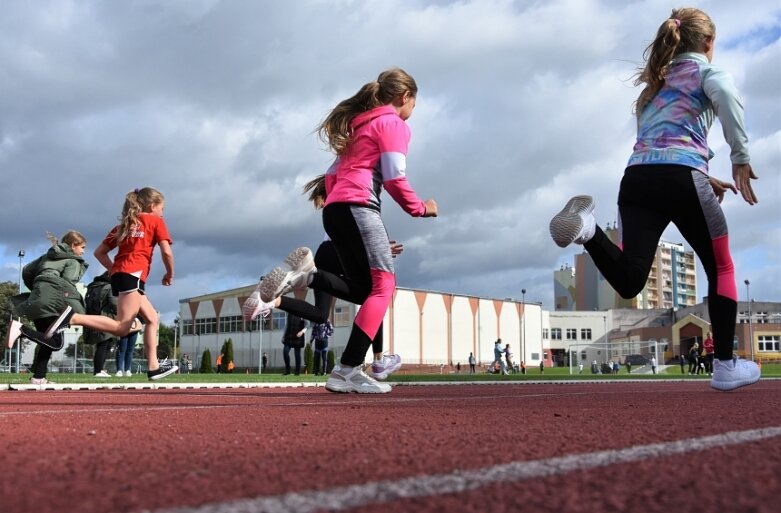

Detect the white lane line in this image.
[148,426,781,513]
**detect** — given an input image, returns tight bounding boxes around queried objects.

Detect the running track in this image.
[1,380,780,513]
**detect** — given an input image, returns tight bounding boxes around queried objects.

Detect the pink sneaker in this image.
[5,320,22,349]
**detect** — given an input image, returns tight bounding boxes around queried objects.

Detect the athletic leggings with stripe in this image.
[278,240,384,354]
[583,164,737,360]
[307,203,395,367]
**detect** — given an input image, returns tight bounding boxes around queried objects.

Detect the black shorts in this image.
[110,272,146,296]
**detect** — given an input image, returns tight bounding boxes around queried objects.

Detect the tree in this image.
[303,342,313,375]
[158,323,175,355]
[200,348,213,373]
[220,338,234,372]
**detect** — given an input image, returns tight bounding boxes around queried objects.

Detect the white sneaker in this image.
[242,291,275,322]
[94,370,111,378]
[325,365,391,394]
[5,320,22,349]
[369,354,402,380]
[711,357,761,391]
[549,195,596,248]
[115,370,125,377]
[30,377,54,385]
[125,370,133,377]
[259,247,315,302]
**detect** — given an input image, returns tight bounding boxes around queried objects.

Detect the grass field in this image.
[1,363,778,385]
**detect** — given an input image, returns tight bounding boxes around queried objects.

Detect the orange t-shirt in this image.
[102,213,172,283]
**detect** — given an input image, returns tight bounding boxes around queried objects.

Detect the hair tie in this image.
[673,18,680,28]
[134,188,140,193]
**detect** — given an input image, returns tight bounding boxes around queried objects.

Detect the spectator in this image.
[215,352,223,374]
[651,356,658,374]
[468,352,476,374]
[703,331,715,375]
[539,360,544,373]
[311,319,333,376]
[261,352,268,372]
[679,354,686,374]
[688,343,700,375]
[626,360,632,374]
[504,344,514,374]
[493,339,508,375]
[578,361,584,374]
[282,313,306,376]
[456,362,461,374]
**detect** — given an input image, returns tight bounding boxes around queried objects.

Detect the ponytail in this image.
[634,8,715,114]
[317,68,418,155]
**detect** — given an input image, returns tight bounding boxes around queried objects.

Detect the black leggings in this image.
[280,239,385,359]
[93,339,113,373]
[31,318,55,379]
[584,165,737,360]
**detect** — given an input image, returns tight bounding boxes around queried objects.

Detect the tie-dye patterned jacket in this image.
[324,105,426,216]
[627,52,749,174]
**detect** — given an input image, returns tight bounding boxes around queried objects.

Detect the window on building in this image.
[580,328,592,340]
[566,328,577,340]
[182,319,194,336]
[758,335,780,352]
[333,305,352,327]
[194,317,217,334]
[551,328,562,340]
[543,328,549,339]
[219,315,243,334]
[246,316,270,332]
[271,311,286,331]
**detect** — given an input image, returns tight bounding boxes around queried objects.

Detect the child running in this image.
[253,68,438,393]
[6,231,88,385]
[549,8,759,391]
[33,187,178,380]
[243,175,404,380]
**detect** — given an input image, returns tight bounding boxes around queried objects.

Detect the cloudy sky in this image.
[1,0,779,324]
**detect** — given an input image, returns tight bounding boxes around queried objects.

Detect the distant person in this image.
[679,354,686,374]
[504,343,514,373]
[703,331,715,375]
[468,352,476,374]
[215,352,223,374]
[84,271,118,378]
[282,313,306,376]
[521,360,526,375]
[539,360,544,374]
[578,361,584,374]
[626,360,632,374]
[261,352,268,372]
[651,356,658,374]
[493,339,508,375]
[689,343,700,375]
[311,319,333,376]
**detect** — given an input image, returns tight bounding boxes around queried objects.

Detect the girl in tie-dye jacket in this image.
[550,8,760,391]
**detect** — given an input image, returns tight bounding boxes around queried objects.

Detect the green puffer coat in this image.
[10,243,88,320]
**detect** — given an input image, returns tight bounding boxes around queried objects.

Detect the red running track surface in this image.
[1,381,779,513]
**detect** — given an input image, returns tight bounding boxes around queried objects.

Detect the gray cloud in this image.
[1,0,779,322]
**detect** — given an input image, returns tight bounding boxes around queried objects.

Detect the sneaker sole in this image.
[259,248,314,303]
[5,321,22,349]
[549,195,594,248]
[325,379,391,394]
[711,375,761,391]
[148,365,179,381]
[44,305,73,339]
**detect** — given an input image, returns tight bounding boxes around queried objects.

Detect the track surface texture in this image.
[2,381,780,513]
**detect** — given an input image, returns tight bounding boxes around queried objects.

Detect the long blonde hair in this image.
[46,230,86,248]
[317,68,417,155]
[116,187,165,242]
[634,8,715,114]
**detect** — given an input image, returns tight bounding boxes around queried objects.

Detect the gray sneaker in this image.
[549,195,596,248]
[259,247,315,302]
[711,356,760,391]
[325,365,391,394]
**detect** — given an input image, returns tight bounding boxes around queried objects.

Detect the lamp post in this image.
[521,289,526,367]
[173,318,179,366]
[745,279,754,361]
[15,250,24,373]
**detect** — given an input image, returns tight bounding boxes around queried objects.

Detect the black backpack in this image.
[83,277,114,344]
